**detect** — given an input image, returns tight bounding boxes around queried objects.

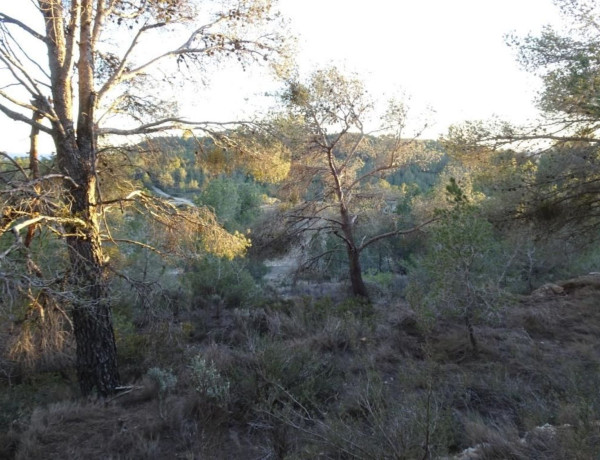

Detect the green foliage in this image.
[385,147,448,191]
[197,177,241,227]
[186,255,260,308]
[189,355,231,404]
[407,202,508,344]
[362,270,407,299]
[445,177,469,204]
[113,312,150,369]
[509,1,600,118]
[196,176,263,231]
[485,2,600,247]
[302,296,375,326]
[146,367,177,396]
[364,271,395,289]
[253,340,339,410]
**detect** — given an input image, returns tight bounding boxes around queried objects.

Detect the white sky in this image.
[0,0,563,154]
[278,0,562,133]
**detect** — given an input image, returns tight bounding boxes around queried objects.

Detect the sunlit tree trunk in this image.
[3,0,286,395]
[41,0,119,396]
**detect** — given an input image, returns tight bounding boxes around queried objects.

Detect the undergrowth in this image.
[1,277,600,459]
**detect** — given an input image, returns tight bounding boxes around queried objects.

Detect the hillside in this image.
[2,274,599,459]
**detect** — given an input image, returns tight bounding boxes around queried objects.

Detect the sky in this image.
[0,0,564,154]
[277,0,562,131]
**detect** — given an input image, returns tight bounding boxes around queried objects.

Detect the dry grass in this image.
[2,274,600,459]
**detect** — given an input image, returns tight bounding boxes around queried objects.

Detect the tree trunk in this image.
[346,245,369,299]
[339,207,369,299]
[68,244,120,396]
[62,89,120,395]
[65,161,120,396]
[38,0,120,396]
[25,105,43,248]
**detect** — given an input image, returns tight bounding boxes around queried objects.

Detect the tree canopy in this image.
[273,67,436,298]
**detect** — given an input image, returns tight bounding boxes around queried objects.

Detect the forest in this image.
[1,0,600,458]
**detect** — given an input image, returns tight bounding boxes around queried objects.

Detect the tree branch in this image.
[0,151,28,179]
[0,13,46,42]
[9,215,87,235]
[0,91,55,121]
[102,237,164,256]
[0,101,53,134]
[358,217,438,252]
[97,21,167,101]
[63,0,81,78]
[0,47,44,98]
[331,229,353,248]
[491,134,600,145]
[98,118,250,136]
[98,18,230,97]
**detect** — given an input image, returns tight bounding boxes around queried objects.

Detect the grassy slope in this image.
[2,276,600,459]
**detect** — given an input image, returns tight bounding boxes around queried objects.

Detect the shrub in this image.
[186,256,260,309]
[188,355,231,405]
[407,204,509,352]
[146,367,177,397]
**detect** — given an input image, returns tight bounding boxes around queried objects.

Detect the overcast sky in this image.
[0,0,563,154]
[278,0,563,131]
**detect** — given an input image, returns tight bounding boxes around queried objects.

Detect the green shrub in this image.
[302,296,374,326]
[146,367,177,397]
[186,255,260,309]
[255,341,339,410]
[196,177,264,231]
[113,313,148,367]
[189,355,231,405]
[407,204,509,351]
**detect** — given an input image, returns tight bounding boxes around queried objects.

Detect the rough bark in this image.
[39,0,120,396]
[340,208,369,299]
[67,196,120,396]
[346,245,369,299]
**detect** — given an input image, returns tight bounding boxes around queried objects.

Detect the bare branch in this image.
[63,0,81,78]
[97,21,167,101]
[98,19,225,97]
[0,46,43,97]
[0,100,53,134]
[0,91,55,121]
[103,237,164,256]
[287,213,343,227]
[492,133,600,145]
[331,229,353,248]
[0,13,46,42]
[0,151,29,179]
[1,22,51,82]
[28,173,80,189]
[359,217,438,252]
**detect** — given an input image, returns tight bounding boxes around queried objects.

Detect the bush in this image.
[196,177,264,231]
[186,256,260,309]
[188,355,231,405]
[407,204,509,351]
[146,367,177,397]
